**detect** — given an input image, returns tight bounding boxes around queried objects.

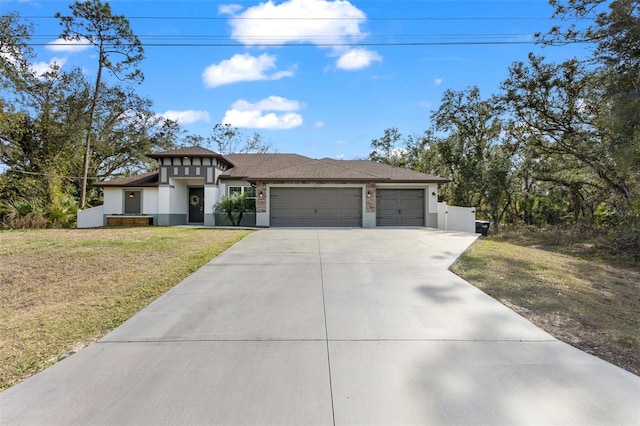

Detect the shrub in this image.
[213,193,254,226]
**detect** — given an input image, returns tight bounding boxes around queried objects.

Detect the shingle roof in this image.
[222,154,313,179]
[321,159,450,183]
[94,171,159,187]
[95,153,449,187]
[221,154,449,183]
[147,146,223,159]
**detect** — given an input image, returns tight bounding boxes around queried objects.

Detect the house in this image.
[86,146,451,228]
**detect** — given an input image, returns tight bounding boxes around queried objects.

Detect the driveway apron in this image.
[1,229,639,425]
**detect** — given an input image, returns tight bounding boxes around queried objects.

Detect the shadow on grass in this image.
[454,238,640,376]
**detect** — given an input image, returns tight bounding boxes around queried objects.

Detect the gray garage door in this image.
[270,187,362,227]
[376,189,425,226]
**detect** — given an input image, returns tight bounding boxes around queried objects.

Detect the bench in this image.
[106,216,153,226]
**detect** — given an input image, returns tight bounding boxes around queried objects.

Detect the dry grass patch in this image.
[452,237,640,376]
[0,227,251,391]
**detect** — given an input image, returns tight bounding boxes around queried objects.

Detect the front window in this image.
[228,186,256,211]
[228,186,255,200]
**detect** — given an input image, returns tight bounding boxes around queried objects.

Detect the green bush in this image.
[213,193,255,226]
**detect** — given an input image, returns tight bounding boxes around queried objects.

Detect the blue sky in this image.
[5,0,590,159]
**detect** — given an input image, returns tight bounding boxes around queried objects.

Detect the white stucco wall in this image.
[158,186,171,216]
[169,179,188,215]
[103,187,123,215]
[204,185,218,226]
[77,205,104,228]
[142,188,158,214]
[428,184,438,214]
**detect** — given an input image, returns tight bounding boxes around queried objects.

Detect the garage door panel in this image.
[376,189,425,226]
[378,198,399,207]
[400,199,423,209]
[292,217,317,226]
[294,207,317,215]
[270,188,362,227]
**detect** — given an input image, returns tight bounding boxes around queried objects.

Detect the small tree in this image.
[213,192,254,226]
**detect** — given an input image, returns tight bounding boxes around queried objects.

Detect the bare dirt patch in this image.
[0,227,251,390]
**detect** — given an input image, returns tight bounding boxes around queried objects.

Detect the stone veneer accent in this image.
[253,181,375,214]
[256,182,267,213]
[366,182,376,213]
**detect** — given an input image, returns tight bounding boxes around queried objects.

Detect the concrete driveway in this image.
[2,229,639,425]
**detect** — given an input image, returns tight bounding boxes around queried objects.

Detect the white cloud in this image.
[227,0,367,46]
[336,48,382,70]
[371,146,406,159]
[222,96,303,129]
[219,4,243,15]
[335,153,345,159]
[30,57,67,76]
[46,37,91,53]
[225,0,381,70]
[159,110,211,125]
[0,50,19,67]
[391,147,407,157]
[433,78,443,87]
[202,53,294,88]
[232,96,302,112]
[314,121,325,128]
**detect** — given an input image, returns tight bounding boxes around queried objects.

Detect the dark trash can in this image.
[475,220,490,236]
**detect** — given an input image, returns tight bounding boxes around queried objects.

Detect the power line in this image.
[25,40,537,47]
[7,169,103,180]
[20,15,567,21]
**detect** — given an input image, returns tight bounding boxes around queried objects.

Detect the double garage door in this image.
[270,187,362,227]
[376,189,425,226]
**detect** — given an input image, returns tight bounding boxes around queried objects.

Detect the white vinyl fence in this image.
[77,205,104,228]
[437,202,476,233]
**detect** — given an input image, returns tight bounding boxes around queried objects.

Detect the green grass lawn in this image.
[452,236,640,376]
[0,227,252,391]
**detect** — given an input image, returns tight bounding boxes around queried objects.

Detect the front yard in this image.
[0,227,251,391]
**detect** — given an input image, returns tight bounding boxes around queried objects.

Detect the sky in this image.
[4,0,591,160]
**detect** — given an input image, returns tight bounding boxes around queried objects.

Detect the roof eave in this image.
[222,176,450,184]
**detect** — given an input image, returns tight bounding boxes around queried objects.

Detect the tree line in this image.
[369,0,638,253]
[0,1,268,228]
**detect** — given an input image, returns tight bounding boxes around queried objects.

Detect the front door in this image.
[188,187,204,223]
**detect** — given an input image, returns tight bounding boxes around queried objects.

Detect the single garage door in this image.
[376,189,425,226]
[270,187,362,227]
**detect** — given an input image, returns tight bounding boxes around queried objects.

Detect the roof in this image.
[94,171,159,187]
[95,153,449,187]
[147,146,224,159]
[221,154,449,183]
[321,159,450,183]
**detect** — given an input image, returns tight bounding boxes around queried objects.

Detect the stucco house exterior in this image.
[87,146,451,228]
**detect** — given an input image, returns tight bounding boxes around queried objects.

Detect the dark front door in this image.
[188,187,204,223]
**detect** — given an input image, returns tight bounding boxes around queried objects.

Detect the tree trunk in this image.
[79,48,104,209]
